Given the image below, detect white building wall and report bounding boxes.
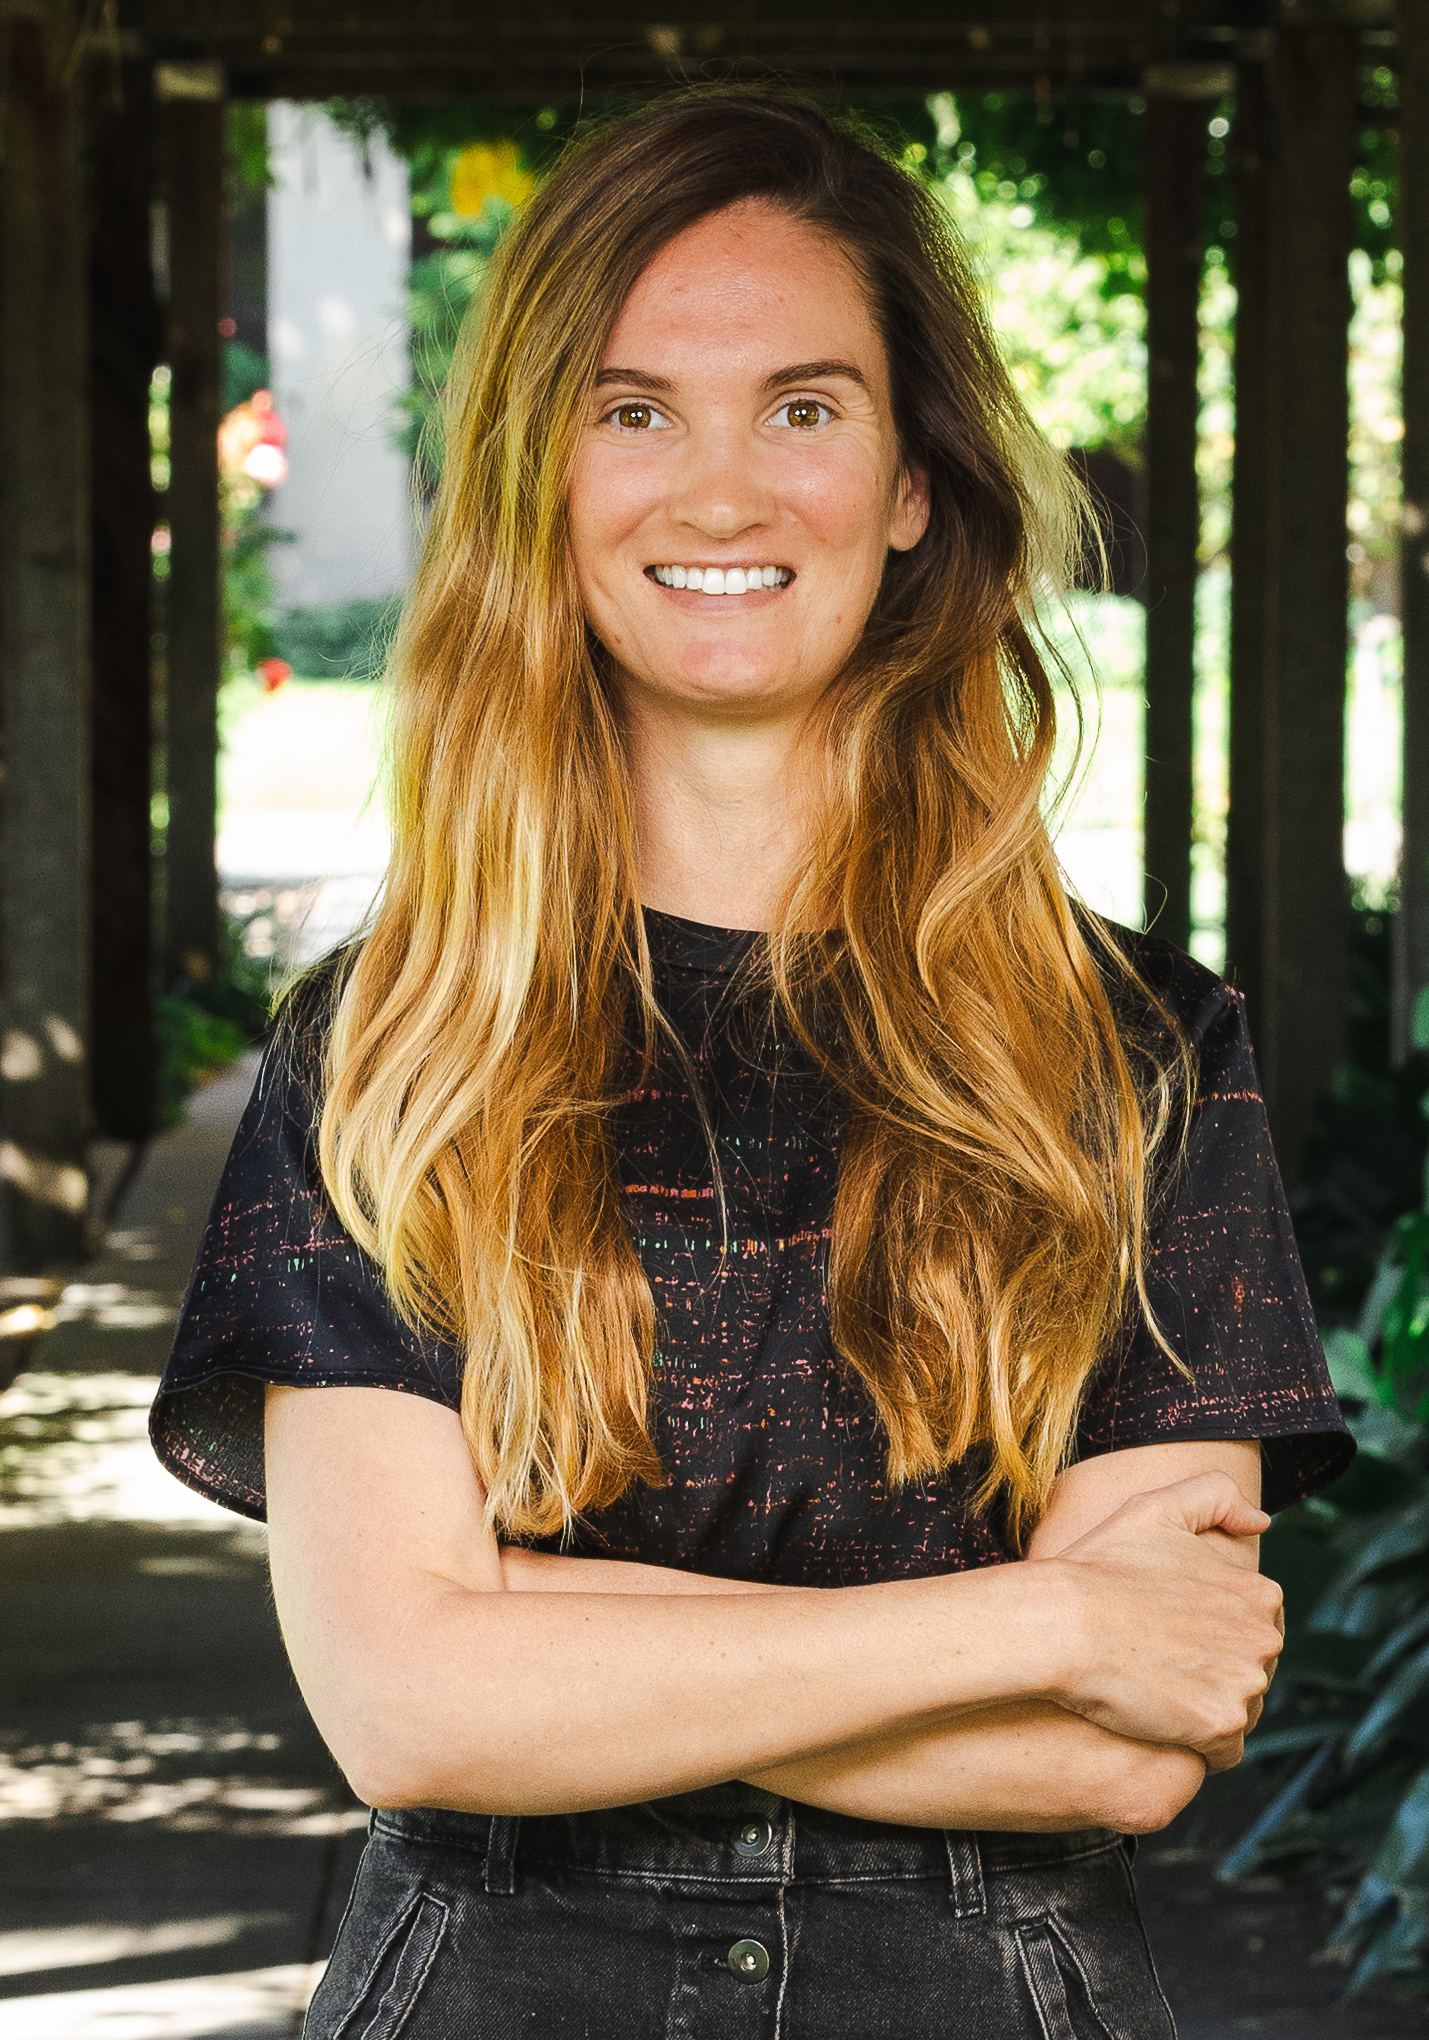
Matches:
[266,104,413,609]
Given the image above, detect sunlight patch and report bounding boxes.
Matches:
[0,1959,324,2039]
[0,1374,256,1532]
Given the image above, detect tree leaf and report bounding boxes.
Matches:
[1325,1326,1386,1405]
[1216,1739,1338,1882]
[1373,1765,1429,1888]
[1345,1643,1429,1766]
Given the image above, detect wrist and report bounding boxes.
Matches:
[995,1556,1087,1710]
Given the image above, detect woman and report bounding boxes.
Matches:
[153,93,1351,2039]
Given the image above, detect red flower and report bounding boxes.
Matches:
[258,657,292,693]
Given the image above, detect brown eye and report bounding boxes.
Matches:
[615,403,653,429]
[775,399,832,430]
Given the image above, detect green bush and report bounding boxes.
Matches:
[1224,981,1429,1994]
[1224,1385,1429,1993]
[158,913,278,1126]
[271,599,398,682]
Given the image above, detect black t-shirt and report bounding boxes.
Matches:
[151,911,1351,1585]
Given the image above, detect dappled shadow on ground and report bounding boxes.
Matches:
[0,1515,364,2037]
[0,1055,365,2039]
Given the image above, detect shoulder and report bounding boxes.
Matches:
[264,943,363,1102]
[1080,913,1241,1061]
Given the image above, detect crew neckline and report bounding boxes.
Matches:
[642,904,761,976]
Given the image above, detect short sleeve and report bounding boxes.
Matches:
[1075,945,1353,1510]
[149,1009,464,1521]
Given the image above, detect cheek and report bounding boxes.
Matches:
[783,446,900,559]
[565,449,610,585]
[567,448,658,580]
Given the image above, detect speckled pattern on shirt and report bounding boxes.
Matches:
[150,911,1351,1584]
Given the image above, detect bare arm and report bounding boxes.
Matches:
[264,1386,1280,1817]
[501,1442,1260,1831]
[741,1442,1262,1829]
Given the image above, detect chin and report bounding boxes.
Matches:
[661,665,811,711]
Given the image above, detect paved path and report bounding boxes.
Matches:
[0,1057,1424,2038]
[0,1060,364,2039]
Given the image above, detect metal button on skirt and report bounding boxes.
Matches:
[303,1784,1178,2040]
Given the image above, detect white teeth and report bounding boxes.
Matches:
[652,565,790,594]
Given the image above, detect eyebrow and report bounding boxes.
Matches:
[594,368,676,392]
[762,359,867,392]
[593,359,868,394]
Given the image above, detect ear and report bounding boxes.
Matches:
[889,463,930,553]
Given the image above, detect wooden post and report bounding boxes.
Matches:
[1260,25,1358,1182]
[0,18,92,1263]
[89,60,162,1141]
[1226,54,1272,1030]
[160,82,225,991]
[1142,92,1206,952]
[1398,0,1429,1057]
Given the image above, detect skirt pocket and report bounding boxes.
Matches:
[323,1889,450,2040]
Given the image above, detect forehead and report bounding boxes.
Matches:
[603,201,887,385]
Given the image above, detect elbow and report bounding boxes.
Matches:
[329,1715,471,1814]
[337,1738,434,1812]
[334,1717,518,1816]
[1095,1747,1206,1837]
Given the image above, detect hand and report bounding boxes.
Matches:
[1041,1471,1282,1771]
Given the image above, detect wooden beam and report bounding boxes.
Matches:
[1397,0,1429,1055]
[130,0,1270,101]
[0,19,92,1263]
[1259,24,1358,1183]
[1142,92,1206,951]
[161,89,225,991]
[133,0,1299,42]
[1225,55,1272,1029]
[89,58,162,1140]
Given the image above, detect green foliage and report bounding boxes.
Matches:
[402,213,507,490]
[223,506,287,677]
[1226,922,1429,1993]
[1225,1387,1429,1995]
[1355,65,1399,282]
[157,998,252,1129]
[930,90,1144,284]
[328,97,580,197]
[224,341,269,413]
[227,103,273,198]
[158,914,276,1127]
[1293,911,1429,1327]
[271,599,398,682]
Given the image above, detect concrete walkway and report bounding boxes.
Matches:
[1,1057,1425,2039]
[0,1057,364,2040]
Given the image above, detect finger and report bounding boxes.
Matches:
[1150,1472,1271,1542]
[1201,1734,1246,1774]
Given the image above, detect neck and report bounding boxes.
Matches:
[622,693,818,932]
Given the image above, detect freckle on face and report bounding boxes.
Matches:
[567,200,927,726]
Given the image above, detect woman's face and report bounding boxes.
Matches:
[568,200,929,728]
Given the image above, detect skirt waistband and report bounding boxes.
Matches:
[372,1784,1125,1902]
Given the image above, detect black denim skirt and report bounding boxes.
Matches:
[303,1784,1177,2039]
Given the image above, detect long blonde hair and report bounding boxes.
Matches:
[317,91,1183,1545]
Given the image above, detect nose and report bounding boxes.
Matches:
[671,419,771,542]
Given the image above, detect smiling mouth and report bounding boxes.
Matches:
[647,564,793,594]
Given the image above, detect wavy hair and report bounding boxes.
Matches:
[317,90,1184,1545]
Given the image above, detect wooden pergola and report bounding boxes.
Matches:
[0,0,1417,1262]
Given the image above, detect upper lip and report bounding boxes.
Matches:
[645,561,792,571]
